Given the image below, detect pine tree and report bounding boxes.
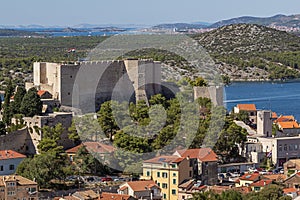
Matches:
[2,80,14,126]
[11,86,26,115]
[20,87,42,117]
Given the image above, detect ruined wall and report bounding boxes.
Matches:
[194,86,224,106]
[0,128,35,155]
[23,112,74,154]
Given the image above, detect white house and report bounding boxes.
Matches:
[0,150,26,175]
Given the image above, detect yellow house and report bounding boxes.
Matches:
[141,155,192,200]
[235,173,260,187]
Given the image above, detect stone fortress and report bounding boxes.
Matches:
[25,59,162,109]
[0,59,223,155]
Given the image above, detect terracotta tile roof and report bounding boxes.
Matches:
[272,112,278,119]
[66,142,115,155]
[73,190,98,199]
[54,196,79,200]
[176,148,218,162]
[237,104,256,111]
[100,192,132,200]
[66,144,84,154]
[37,90,48,97]
[209,186,228,194]
[0,175,37,186]
[144,155,184,164]
[232,186,252,194]
[0,150,26,160]
[119,186,128,191]
[275,115,295,123]
[83,142,115,154]
[277,121,300,129]
[250,179,272,187]
[262,174,287,182]
[239,173,260,181]
[125,180,159,192]
[283,188,298,194]
[178,179,195,189]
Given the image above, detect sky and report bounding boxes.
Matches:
[1,0,300,26]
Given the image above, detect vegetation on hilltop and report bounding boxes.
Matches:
[193,24,300,80]
[0,36,107,89]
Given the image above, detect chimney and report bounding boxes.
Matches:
[264,181,266,186]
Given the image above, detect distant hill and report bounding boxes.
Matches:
[153,23,208,29]
[195,23,300,54]
[210,14,300,28]
[193,24,300,81]
[0,29,45,37]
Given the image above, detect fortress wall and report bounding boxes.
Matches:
[194,86,224,106]
[23,113,74,154]
[0,128,35,155]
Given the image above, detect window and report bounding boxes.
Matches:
[146,171,150,176]
[162,172,168,178]
[289,144,293,151]
[7,191,15,196]
[189,160,193,167]
[172,189,176,195]
[279,145,282,151]
[284,144,287,151]
[8,182,15,187]
[173,179,176,184]
[171,164,177,168]
[173,173,177,177]
[157,182,160,187]
[0,166,3,171]
[162,183,168,189]
[157,172,160,177]
[163,194,167,199]
[295,144,298,150]
[189,171,192,177]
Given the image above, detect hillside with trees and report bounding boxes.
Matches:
[193,24,300,81]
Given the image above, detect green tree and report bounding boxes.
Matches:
[2,79,14,125]
[68,120,81,145]
[11,86,26,114]
[73,146,109,175]
[97,101,119,140]
[0,121,6,135]
[20,87,42,117]
[16,151,72,188]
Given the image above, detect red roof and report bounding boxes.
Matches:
[124,180,159,192]
[65,142,115,154]
[283,188,298,194]
[277,121,300,129]
[119,186,128,191]
[275,115,295,123]
[237,104,256,111]
[250,179,272,187]
[0,150,26,160]
[37,90,48,97]
[100,192,132,200]
[239,173,260,181]
[176,148,218,162]
[66,144,84,154]
[83,142,115,154]
[272,112,278,119]
[144,155,184,164]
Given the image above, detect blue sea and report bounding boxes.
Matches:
[15,28,134,37]
[225,81,300,121]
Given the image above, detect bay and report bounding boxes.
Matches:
[225,81,300,121]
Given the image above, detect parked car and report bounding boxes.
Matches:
[101,177,113,182]
[260,170,268,175]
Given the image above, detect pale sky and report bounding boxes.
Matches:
[0,0,299,26]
